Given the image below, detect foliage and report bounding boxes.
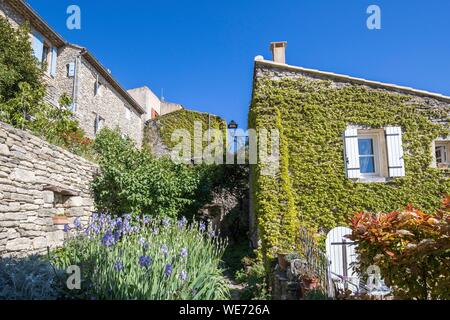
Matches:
[235,257,270,300]
[348,197,450,300]
[0,16,93,159]
[92,128,199,218]
[249,72,450,263]
[0,17,43,114]
[0,255,64,300]
[50,213,230,300]
[146,109,227,155]
[222,242,253,275]
[303,288,329,300]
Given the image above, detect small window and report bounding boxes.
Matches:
[67,63,76,77]
[357,132,384,177]
[358,138,376,174]
[344,127,399,181]
[434,140,450,169]
[94,114,105,135]
[94,81,103,96]
[42,43,50,70]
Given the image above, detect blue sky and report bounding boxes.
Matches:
[28,0,450,129]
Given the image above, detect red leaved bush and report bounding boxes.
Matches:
[348,196,450,300]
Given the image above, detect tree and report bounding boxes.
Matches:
[0,16,45,127]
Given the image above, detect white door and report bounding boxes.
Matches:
[326,227,359,293]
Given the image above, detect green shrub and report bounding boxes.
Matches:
[235,257,270,300]
[92,128,199,218]
[0,255,64,300]
[51,213,230,300]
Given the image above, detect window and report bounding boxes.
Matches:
[41,43,51,71]
[434,140,450,169]
[344,126,405,181]
[358,138,376,174]
[94,81,103,96]
[67,63,76,77]
[94,114,105,135]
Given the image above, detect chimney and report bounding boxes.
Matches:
[270,41,287,64]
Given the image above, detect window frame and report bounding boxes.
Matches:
[433,139,450,169]
[357,133,382,178]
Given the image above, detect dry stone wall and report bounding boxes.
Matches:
[0,121,98,257]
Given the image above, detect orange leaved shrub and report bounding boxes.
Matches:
[348,196,450,300]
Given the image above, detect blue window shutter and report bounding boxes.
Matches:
[32,31,44,62]
[50,47,58,76]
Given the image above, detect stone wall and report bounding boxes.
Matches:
[0,121,98,257]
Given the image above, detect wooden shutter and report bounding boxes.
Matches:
[50,47,58,76]
[32,31,44,62]
[344,127,360,179]
[67,62,76,77]
[385,126,405,177]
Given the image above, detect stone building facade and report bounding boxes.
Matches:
[0,0,146,147]
[0,121,97,257]
[128,86,184,122]
[249,42,450,247]
[56,44,145,147]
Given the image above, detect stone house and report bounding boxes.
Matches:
[0,0,146,147]
[249,42,449,249]
[128,86,184,123]
[56,44,145,147]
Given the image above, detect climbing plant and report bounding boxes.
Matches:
[249,71,450,260]
[144,109,227,157]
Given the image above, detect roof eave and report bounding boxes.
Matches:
[7,0,66,47]
[254,59,450,103]
[79,48,146,115]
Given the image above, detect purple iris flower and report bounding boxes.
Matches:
[114,260,123,271]
[101,231,115,247]
[180,248,188,258]
[63,224,70,233]
[178,217,187,229]
[113,230,122,242]
[116,217,123,229]
[73,217,81,230]
[139,255,152,268]
[153,228,159,235]
[143,216,152,224]
[199,222,206,232]
[164,264,173,276]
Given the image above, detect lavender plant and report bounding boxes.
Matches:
[51,213,229,300]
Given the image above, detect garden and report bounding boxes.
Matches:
[0,14,449,301]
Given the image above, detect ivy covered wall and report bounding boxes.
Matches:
[249,63,450,255]
[143,109,227,157]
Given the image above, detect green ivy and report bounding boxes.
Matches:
[145,109,227,155]
[249,75,450,257]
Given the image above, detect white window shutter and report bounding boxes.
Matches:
[67,62,76,77]
[32,31,44,62]
[50,47,58,76]
[344,127,360,179]
[385,126,405,177]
